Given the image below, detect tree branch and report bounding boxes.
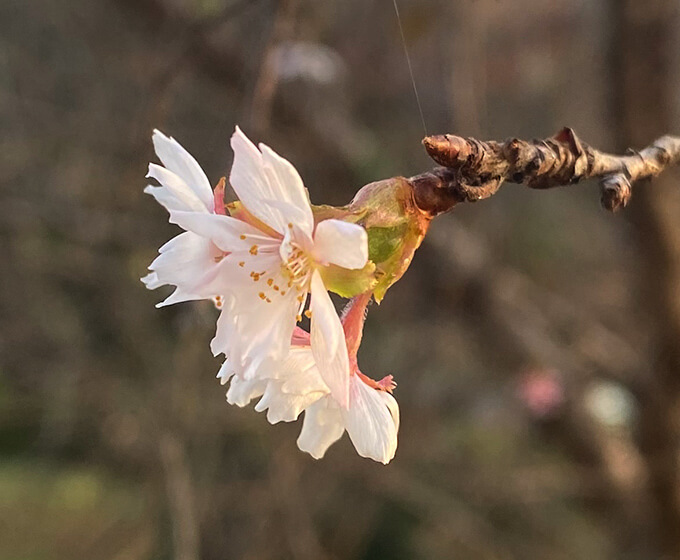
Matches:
[410,128,680,216]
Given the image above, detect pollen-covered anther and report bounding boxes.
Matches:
[249,245,259,255]
[281,243,312,291]
[304,310,312,319]
[296,314,302,322]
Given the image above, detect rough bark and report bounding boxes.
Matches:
[411,129,680,216]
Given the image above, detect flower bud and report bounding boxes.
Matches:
[347,177,431,301]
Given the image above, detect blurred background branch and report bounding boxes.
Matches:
[2,0,680,559]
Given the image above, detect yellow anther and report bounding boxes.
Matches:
[296,314,302,322]
[240,235,246,240]
[259,292,266,300]
[297,295,305,303]
[280,291,286,296]
[273,285,279,291]
[267,278,273,286]
[304,310,312,319]
[238,261,245,267]
[249,245,258,255]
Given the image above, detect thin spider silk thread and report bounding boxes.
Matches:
[391,0,428,136]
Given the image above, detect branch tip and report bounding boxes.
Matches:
[415,129,680,214]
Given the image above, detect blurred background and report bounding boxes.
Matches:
[3,0,680,558]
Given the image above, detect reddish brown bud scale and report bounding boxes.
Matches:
[422,134,470,168]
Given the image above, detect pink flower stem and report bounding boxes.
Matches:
[341,291,372,368]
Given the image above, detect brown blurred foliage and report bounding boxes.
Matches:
[2,0,680,559]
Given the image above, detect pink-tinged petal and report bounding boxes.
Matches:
[213,177,227,215]
[310,271,350,408]
[260,200,313,241]
[145,164,209,213]
[296,399,345,459]
[168,211,277,253]
[291,327,311,346]
[342,376,399,464]
[312,219,368,270]
[152,130,214,210]
[229,126,313,236]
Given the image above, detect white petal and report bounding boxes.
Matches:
[229,126,313,236]
[309,271,350,408]
[209,267,299,375]
[216,360,235,386]
[255,381,325,424]
[226,376,267,407]
[312,219,368,270]
[146,232,214,285]
[155,288,204,308]
[279,348,330,395]
[259,143,314,235]
[141,272,161,289]
[144,232,220,305]
[211,302,239,359]
[296,398,345,459]
[343,377,399,464]
[152,130,214,211]
[253,347,330,423]
[146,164,209,213]
[168,210,277,253]
[144,185,194,214]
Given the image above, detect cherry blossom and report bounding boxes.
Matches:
[143,128,370,407]
[218,296,400,464]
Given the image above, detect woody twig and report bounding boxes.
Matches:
[410,128,680,216]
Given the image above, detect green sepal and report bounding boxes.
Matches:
[349,177,431,302]
[310,204,365,224]
[319,260,378,299]
[367,224,408,264]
